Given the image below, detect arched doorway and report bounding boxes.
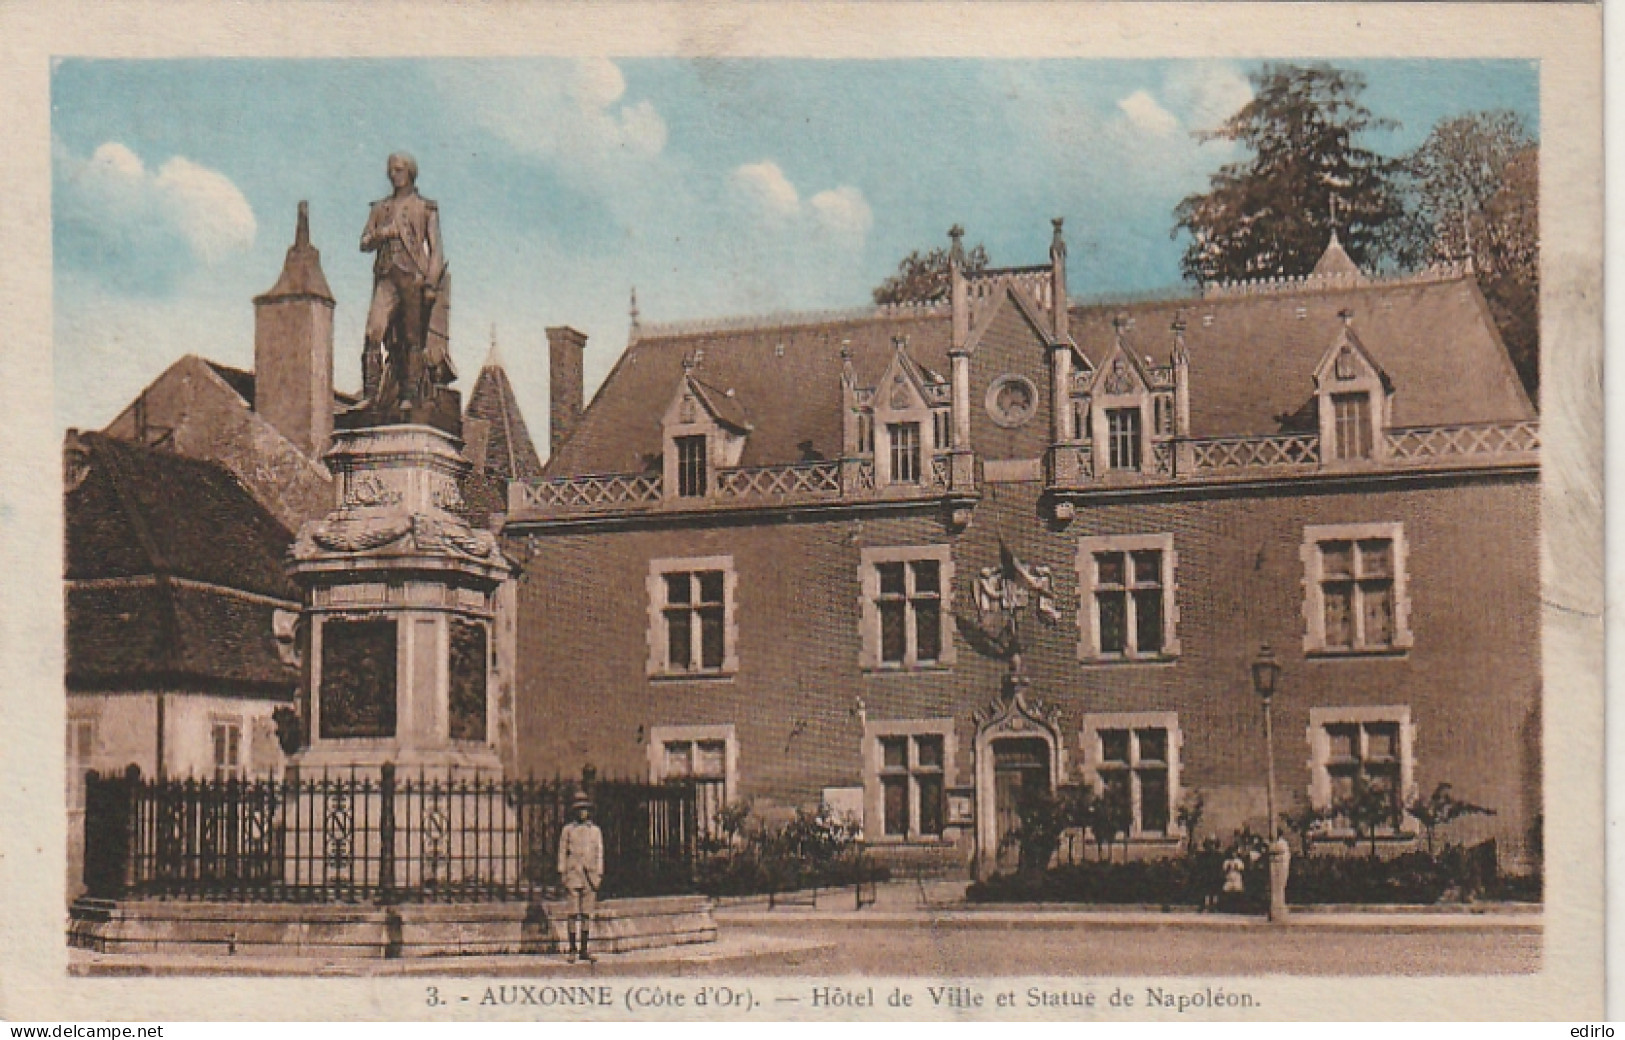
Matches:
[972,679,1065,878]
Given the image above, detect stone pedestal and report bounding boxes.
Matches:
[288,423,516,776]
[1267,837,1292,922]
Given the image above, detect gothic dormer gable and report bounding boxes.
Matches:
[1087,339,1156,401]
[1313,321,1392,396]
[963,278,1057,356]
[874,338,935,419]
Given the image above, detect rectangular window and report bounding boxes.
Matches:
[1090,546,1167,658]
[649,725,737,843]
[676,435,708,497]
[1314,536,1398,651]
[1332,393,1374,460]
[212,719,243,779]
[657,568,730,673]
[933,410,953,450]
[873,730,948,839]
[1083,714,1179,839]
[862,548,952,669]
[888,422,921,483]
[1107,408,1142,470]
[1310,708,1412,834]
[857,412,875,455]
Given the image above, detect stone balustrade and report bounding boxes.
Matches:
[510,454,966,520]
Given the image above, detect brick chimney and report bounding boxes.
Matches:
[547,326,588,456]
[253,202,335,458]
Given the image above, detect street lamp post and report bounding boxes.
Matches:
[1251,643,1290,922]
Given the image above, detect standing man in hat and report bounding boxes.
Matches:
[557,790,604,963]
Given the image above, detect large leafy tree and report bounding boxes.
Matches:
[1173,63,1404,283]
[873,239,991,305]
[1388,111,1539,396]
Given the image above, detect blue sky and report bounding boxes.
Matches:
[51,58,1538,439]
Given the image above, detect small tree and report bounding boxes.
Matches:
[1175,789,1206,854]
[1333,776,1404,858]
[1280,801,1328,857]
[872,241,991,305]
[1406,783,1494,856]
[1003,789,1072,873]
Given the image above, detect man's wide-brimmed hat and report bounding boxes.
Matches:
[570,790,593,811]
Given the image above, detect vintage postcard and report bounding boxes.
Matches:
[0,0,1604,1022]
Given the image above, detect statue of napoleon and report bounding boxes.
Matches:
[359,152,455,420]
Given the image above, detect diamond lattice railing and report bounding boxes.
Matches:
[1385,421,1540,461]
[716,462,842,499]
[1190,434,1322,472]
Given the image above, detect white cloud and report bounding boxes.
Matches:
[1118,90,1180,137]
[728,160,871,245]
[731,160,801,220]
[436,60,668,181]
[1163,62,1254,135]
[62,142,256,266]
[809,186,873,241]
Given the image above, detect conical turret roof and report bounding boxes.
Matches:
[465,341,544,481]
[258,201,334,302]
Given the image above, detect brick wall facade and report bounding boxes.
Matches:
[507,469,1540,868]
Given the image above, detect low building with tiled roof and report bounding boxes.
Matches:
[505,222,1541,878]
[64,430,305,892]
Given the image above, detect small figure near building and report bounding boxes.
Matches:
[557,790,604,963]
[1219,847,1247,913]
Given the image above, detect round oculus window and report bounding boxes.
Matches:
[985,374,1039,428]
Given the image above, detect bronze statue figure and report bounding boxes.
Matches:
[360,152,453,417]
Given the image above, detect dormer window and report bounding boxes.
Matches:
[889,422,922,483]
[1314,314,1390,467]
[661,373,750,502]
[1331,393,1374,460]
[676,435,708,497]
[1106,408,1142,470]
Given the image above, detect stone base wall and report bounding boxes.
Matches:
[69,895,716,959]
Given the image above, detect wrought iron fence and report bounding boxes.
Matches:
[82,766,702,903]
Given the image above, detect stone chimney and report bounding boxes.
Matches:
[547,326,588,456]
[253,202,335,458]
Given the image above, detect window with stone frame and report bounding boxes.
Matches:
[859,546,956,670]
[888,421,922,484]
[1308,706,1415,836]
[212,717,243,779]
[1076,534,1179,661]
[1081,712,1181,839]
[1106,407,1142,470]
[648,556,738,677]
[933,409,953,450]
[865,723,952,841]
[1331,392,1374,460]
[675,435,708,497]
[1301,523,1412,654]
[650,725,736,841]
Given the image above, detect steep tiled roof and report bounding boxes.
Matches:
[64,432,299,693]
[547,271,1531,477]
[204,361,361,409]
[1073,273,1534,437]
[548,309,952,476]
[464,348,545,481]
